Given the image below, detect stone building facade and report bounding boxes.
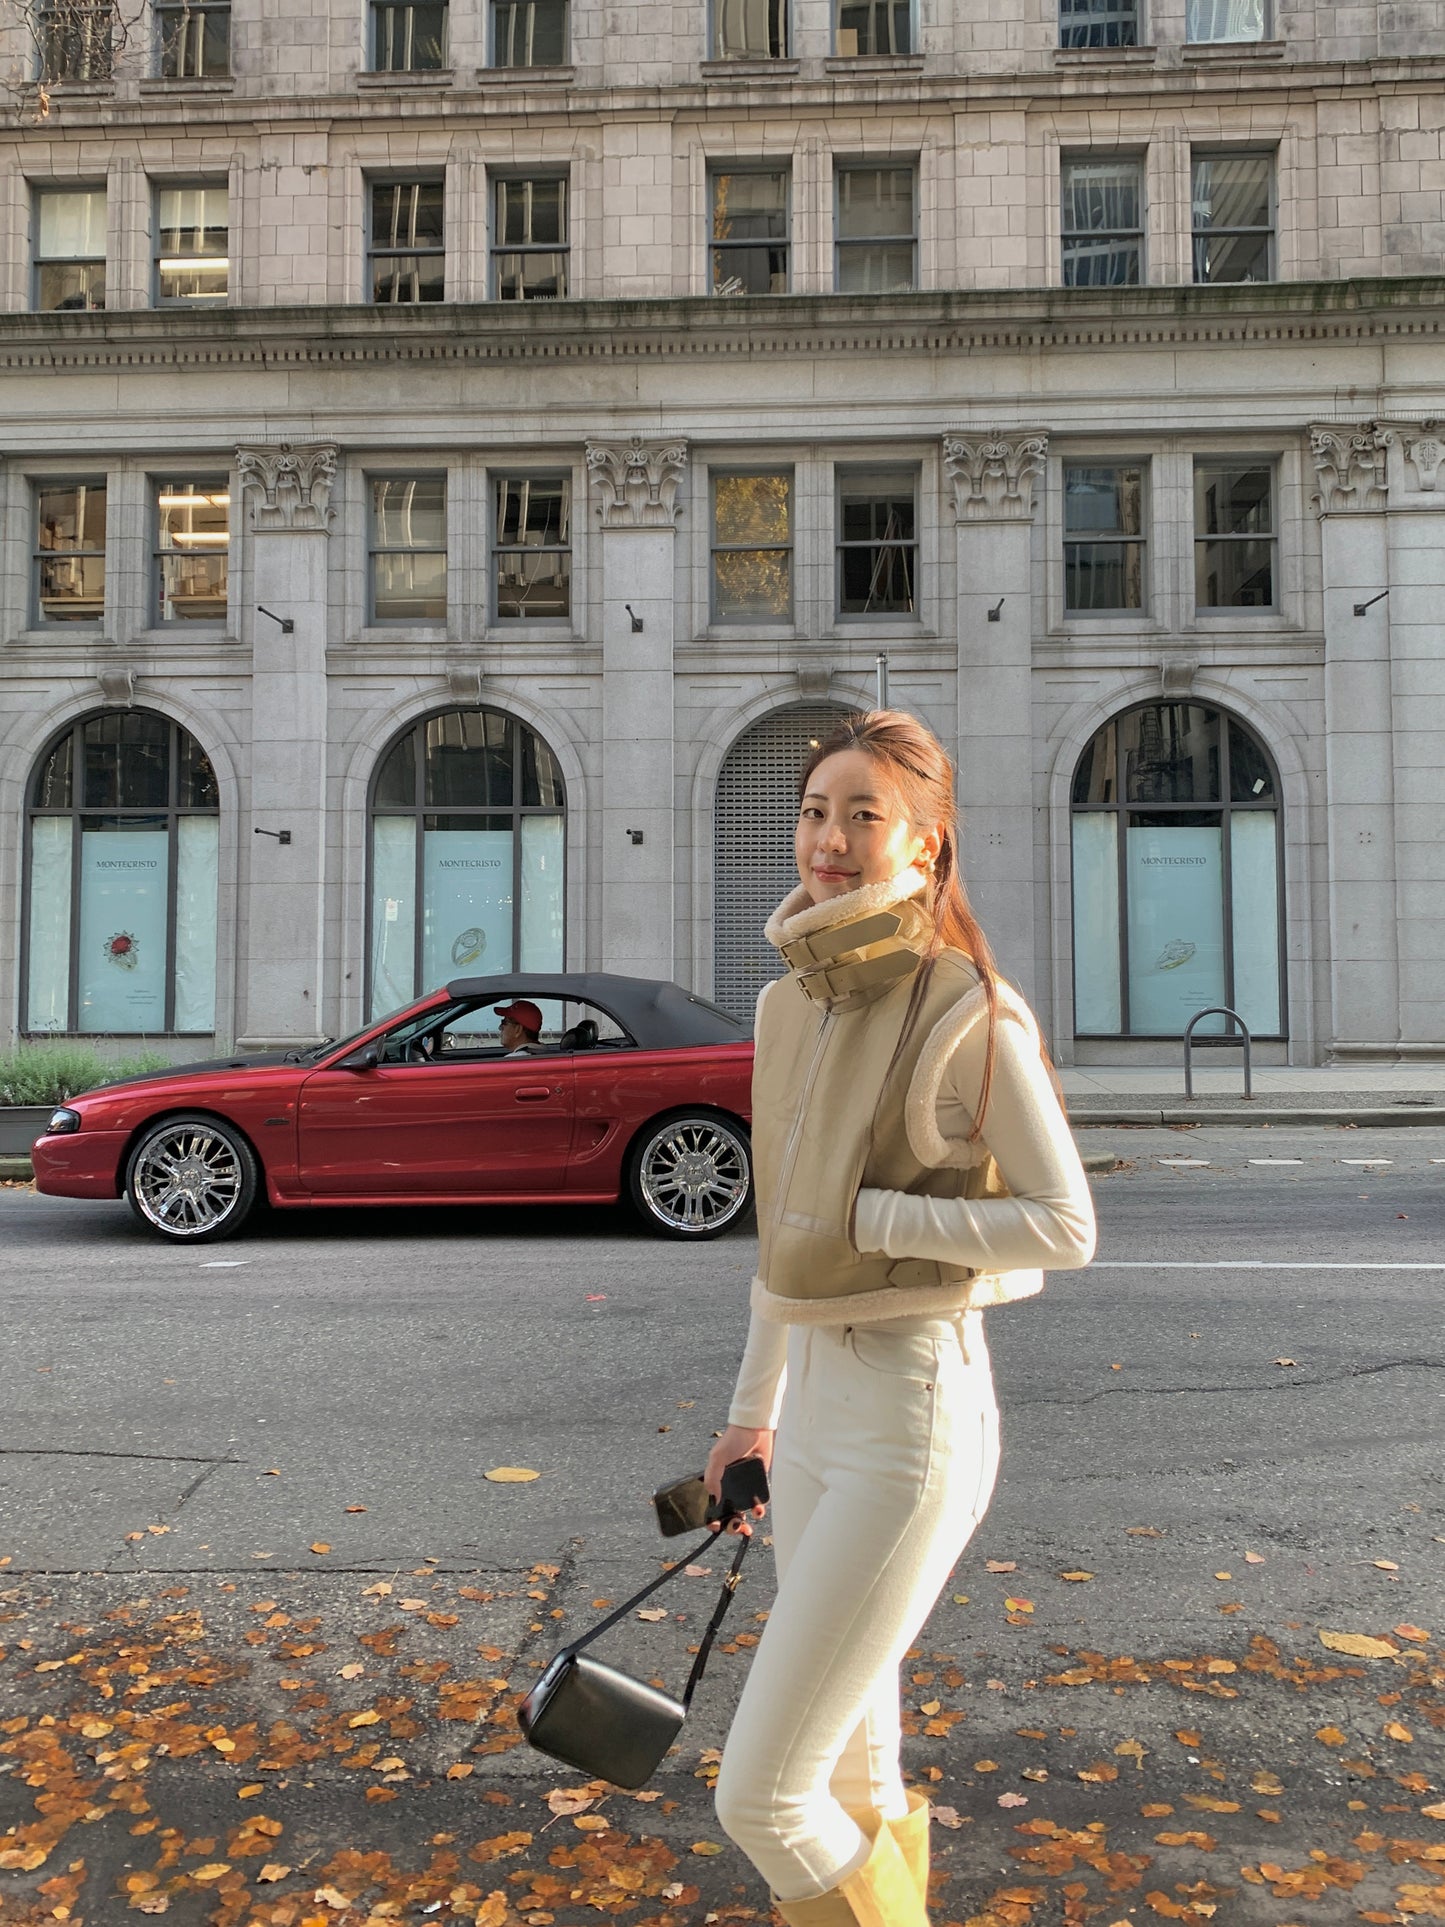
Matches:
[0,0,1441,1061]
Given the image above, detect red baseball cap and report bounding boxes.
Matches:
[494,999,543,1035]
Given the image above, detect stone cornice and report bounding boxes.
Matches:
[1,280,1443,378]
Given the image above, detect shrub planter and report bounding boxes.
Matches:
[0,1106,57,1155]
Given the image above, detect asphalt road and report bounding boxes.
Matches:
[1,1126,1442,1926]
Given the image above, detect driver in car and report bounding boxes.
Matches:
[496,999,544,1056]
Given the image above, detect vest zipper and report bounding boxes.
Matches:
[771,1007,834,1230]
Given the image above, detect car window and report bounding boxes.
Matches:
[385,997,635,1062]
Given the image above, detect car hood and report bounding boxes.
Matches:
[76,1051,299,1098]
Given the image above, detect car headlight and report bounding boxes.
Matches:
[47,1107,81,1136]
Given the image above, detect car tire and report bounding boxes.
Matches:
[627,1110,753,1240]
[124,1113,260,1244]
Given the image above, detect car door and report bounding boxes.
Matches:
[294,1055,576,1197]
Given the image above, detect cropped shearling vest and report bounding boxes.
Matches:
[750,871,1046,1326]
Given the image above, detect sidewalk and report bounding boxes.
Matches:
[1062,1060,1445,1128]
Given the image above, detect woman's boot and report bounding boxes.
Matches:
[843,1793,931,1917]
[772,1816,928,1927]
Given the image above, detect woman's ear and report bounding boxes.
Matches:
[916,822,945,872]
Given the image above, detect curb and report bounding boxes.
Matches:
[0,1157,33,1181]
[1080,1151,1121,1174]
[1071,1106,1445,1130]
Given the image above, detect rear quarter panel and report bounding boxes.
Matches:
[568,1040,754,1192]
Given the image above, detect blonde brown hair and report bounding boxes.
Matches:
[798,709,1004,1133]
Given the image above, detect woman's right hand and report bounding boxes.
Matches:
[704,1426,774,1538]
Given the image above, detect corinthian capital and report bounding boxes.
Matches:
[1402,422,1444,493]
[236,442,339,532]
[943,432,1048,522]
[1308,422,1391,514]
[585,436,688,528]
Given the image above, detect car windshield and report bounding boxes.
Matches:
[285,999,427,1064]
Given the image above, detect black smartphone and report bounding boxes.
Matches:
[652,1458,770,1537]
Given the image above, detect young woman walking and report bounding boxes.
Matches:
[705,710,1096,1927]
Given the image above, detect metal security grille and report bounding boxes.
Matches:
[713,702,850,1020]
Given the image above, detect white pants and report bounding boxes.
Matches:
[715,1311,1001,1903]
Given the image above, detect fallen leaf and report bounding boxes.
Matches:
[191,1864,231,1882]
[237,1784,264,1799]
[637,1608,668,1623]
[1214,1572,1233,1581]
[574,1815,610,1832]
[1394,1623,1430,1642]
[1021,1767,1049,1782]
[974,1760,999,1773]
[998,1792,1029,1808]
[362,1581,392,1597]
[345,1505,367,1514]
[339,1662,365,1679]
[1320,1630,1400,1659]
[1244,1551,1266,1564]
[446,1763,474,1781]
[985,1561,1017,1573]
[1004,1598,1034,1614]
[1127,1526,1165,1537]
[546,1790,596,1817]
[1273,1357,1298,1367]
[1142,1803,1175,1818]
[920,1700,941,1716]
[349,1710,382,1728]
[1421,1801,1445,1820]
[1315,1726,1348,1746]
[484,1467,540,1483]
[1116,1740,1148,1764]
[931,1806,966,1830]
[951,1594,970,1605]
[1384,1722,1414,1743]
[1373,1560,1400,1572]
[310,1543,331,1555]
[1059,1571,1094,1582]
[258,1864,290,1883]
[690,1841,724,1855]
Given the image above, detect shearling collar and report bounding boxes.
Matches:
[765,869,934,1012]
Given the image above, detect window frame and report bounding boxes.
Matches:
[833,465,919,620]
[153,179,229,307]
[1069,700,1287,1041]
[1062,460,1149,616]
[32,184,107,312]
[491,472,573,623]
[155,0,232,78]
[36,1,114,83]
[1192,459,1277,614]
[834,0,913,56]
[489,0,569,66]
[833,159,918,294]
[710,0,789,59]
[710,467,795,625]
[367,472,449,627]
[1060,154,1145,288]
[708,163,791,297]
[20,710,221,1038]
[33,477,107,628]
[489,171,570,301]
[1190,149,1275,285]
[1058,0,1139,47]
[369,0,450,72]
[367,175,447,304]
[152,477,230,627]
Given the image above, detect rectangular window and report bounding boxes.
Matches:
[35,482,106,624]
[836,470,917,616]
[1194,462,1274,609]
[491,0,567,64]
[494,476,571,619]
[37,2,113,81]
[835,163,916,293]
[156,1,230,76]
[492,176,568,299]
[369,180,445,302]
[1061,157,1143,286]
[370,476,447,622]
[1059,0,1137,46]
[835,0,910,54]
[1186,0,1265,39]
[710,169,789,296]
[713,0,788,58]
[712,472,792,621]
[1192,152,1273,283]
[371,0,448,70]
[34,187,106,311]
[155,480,229,624]
[1064,464,1146,612]
[155,183,228,303]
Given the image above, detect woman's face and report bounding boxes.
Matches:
[795,748,942,905]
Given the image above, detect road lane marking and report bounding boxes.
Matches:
[1093,1261,1445,1271]
[1249,1158,1303,1165]
[1158,1157,1211,1165]
[1342,1159,1393,1165]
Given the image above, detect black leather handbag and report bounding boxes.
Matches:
[517,1531,751,1790]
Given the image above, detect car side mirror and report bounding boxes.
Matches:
[338,1043,381,1071]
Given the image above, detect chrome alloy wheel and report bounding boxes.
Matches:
[636,1116,752,1236]
[131,1125,244,1237]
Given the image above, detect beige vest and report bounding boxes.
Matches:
[751,874,1045,1326]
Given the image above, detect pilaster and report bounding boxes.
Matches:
[942,430,1046,1001]
[586,434,687,980]
[234,441,338,1046]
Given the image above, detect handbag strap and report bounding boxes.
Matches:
[564,1530,752,1700]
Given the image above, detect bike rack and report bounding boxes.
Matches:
[1183,1007,1253,1101]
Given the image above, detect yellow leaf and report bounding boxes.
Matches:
[237,1784,264,1799]
[446,1764,474,1781]
[1021,1767,1049,1782]
[1314,1726,1348,1746]
[1141,1803,1174,1818]
[1214,1572,1232,1581]
[1183,1795,1240,1813]
[1003,1598,1034,1614]
[985,1560,1017,1573]
[1384,1722,1414,1743]
[951,1594,970,1605]
[362,1581,392,1597]
[1244,1551,1266,1564]
[1059,1571,1094,1582]
[191,1865,231,1882]
[339,1663,364,1679]
[1373,1559,1400,1571]
[637,1608,668,1623]
[546,1790,595,1817]
[920,1700,941,1716]
[310,1543,331,1555]
[1420,1801,1445,1820]
[973,1760,1000,1773]
[484,1467,540,1483]
[1319,1630,1400,1659]
[574,1815,609,1832]
[258,1865,290,1883]
[1115,1741,1148,1764]
[349,1710,382,1728]
[345,1505,367,1514]
[690,1841,724,1855]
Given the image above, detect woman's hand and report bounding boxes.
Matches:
[704,1426,774,1538]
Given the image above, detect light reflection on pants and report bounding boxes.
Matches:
[715,1311,1002,1902]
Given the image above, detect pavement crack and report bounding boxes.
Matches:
[174,1458,228,1510]
[1018,1358,1445,1408]
[0,1446,239,1464]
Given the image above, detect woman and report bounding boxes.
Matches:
[705,710,1096,1927]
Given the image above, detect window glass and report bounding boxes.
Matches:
[1229,811,1281,1033]
[714,0,788,58]
[372,0,448,67]
[422,815,515,984]
[1125,816,1227,1033]
[174,815,219,1032]
[370,181,445,303]
[1064,463,1145,611]
[82,711,170,810]
[370,815,417,1011]
[1194,463,1275,609]
[26,818,72,1034]
[492,0,566,63]
[711,170,789,295]
[1070,813,1120,1033]
[36,188,106,311]
[156,184,228,303]
[1119,703,1220,805]
[1061,158,1142,286]
[837,472,916,614]
[374,730,418,810]
[156,480,229,622]
[424,710,512,808]
[77,816,174,1030]
[157,2,230,77]
[36,482,106,623]
[494,475,571,619]
[1186,0,1265,38]
[836,0,910,54]
[493,177,568,299]
[712,474,793,619]
[38,1,113,81]
[520,814,565,968]
[371,476,447,621]
[1192,153,1272,283]
[1229,718,1275,802]
[1059,0,1137,46]
[835,165,915,293]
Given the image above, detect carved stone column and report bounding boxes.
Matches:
[942,431,1047,999]
[1309,421,1400,1054]
[585,436,687,979]
[235,442,338,1047]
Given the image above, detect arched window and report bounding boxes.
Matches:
[24,710,220,1035]
[713,700,851,1020]
[1070,701,1284,1038]
[368,708,565,1019]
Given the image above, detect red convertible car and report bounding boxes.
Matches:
[32,974,755,1245]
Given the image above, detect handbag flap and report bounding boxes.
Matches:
[520,1653,685,1791]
